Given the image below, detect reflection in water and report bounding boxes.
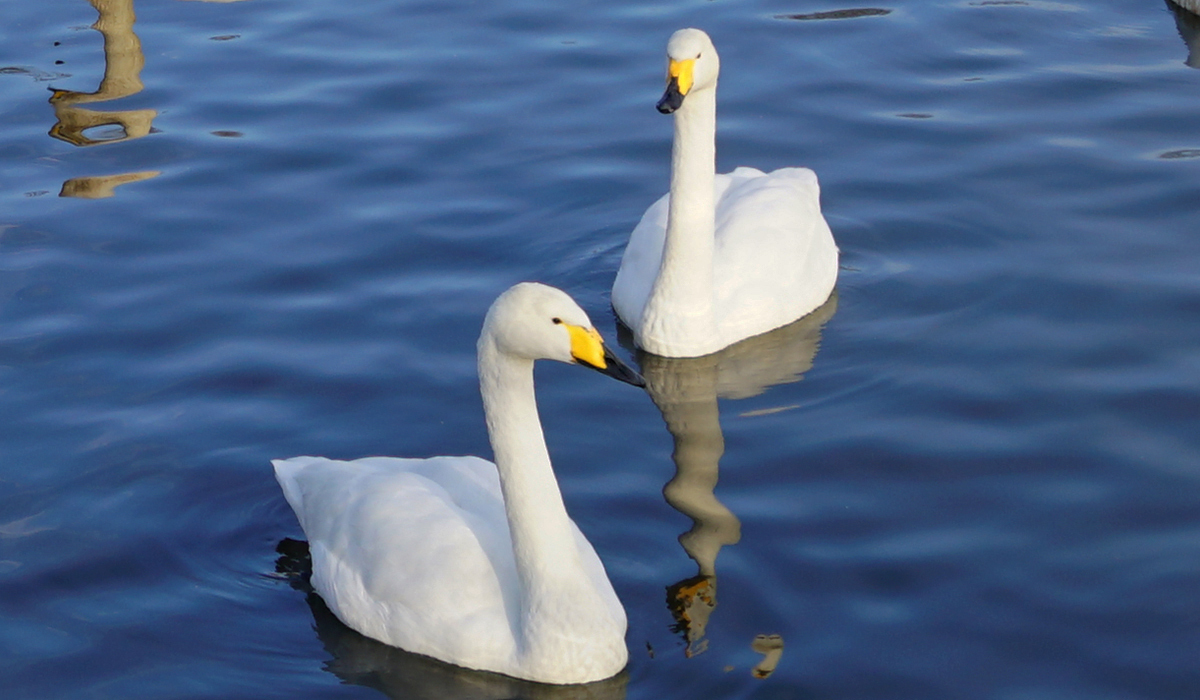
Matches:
[49,0,156,147]
[750,634,784,679]
[274,540,629,700]
[633,294,837,659]
[1167,0,1200,68]
[51,0,160,198]
[59,171,161,199]
[775,8,891,21]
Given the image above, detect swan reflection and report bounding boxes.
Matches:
[632,294,836,659]
[274,539,628,700]
[1167,0,1200,69]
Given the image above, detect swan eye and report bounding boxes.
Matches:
[552,317,563,325]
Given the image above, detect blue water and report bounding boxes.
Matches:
[2,0,1199,698]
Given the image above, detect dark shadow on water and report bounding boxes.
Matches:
[775,8,891,21]
[1166,0,1200,69]
[273,539,629,700]
[618,293,837,661]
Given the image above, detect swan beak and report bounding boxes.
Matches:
[657,58,694,114]
[567,325,646,387]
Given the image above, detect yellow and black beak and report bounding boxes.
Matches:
[657,58,695,114]
[565,324,645,387]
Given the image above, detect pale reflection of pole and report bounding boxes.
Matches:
[59,171,161,199]
[50,0,161,199]
[49,0,156,147]
[1167,0,1200,69]
[750,634,784,679]
[634,293,837,661]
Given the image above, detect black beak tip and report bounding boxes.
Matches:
[657,79,684,114]
[656,92,682,114]
[622,366,647,388]
[590,346,646,388]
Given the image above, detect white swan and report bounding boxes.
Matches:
[274,283,644,685]
[612,28,839,358]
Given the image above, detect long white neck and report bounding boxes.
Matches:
[641,85,720,356]
[478,336,615,668]
[479,338,581,594]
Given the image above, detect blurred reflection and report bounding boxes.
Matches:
[748,633,787,677]
[633,294,837,658]
[1167,0,1200,69]
[49,0,157,148]
[274,540,628,700]
[59,170,160,198]
[750,634,784,679]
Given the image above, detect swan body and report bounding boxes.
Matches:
[274,283,643,685]
[612,28,838,358]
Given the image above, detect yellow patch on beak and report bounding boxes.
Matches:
[566,324,606,369]
[668,58,695,96]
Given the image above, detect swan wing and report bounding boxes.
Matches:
[569,521,628,627]
[273,455,520,670]
[612,167,837,342]
[612,191,669,328]
[712,166,838,341]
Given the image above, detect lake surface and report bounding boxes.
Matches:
[2,0,1198,698]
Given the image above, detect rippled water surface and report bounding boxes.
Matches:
[2,0,1199,698]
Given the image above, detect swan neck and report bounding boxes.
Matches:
[665,86,717,275]
[640,86,719,355]
[477,339,587,602]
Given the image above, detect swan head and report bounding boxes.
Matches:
[657,28,720,114]
[482,283,645,387]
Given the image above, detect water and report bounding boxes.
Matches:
[1,0,1198,698]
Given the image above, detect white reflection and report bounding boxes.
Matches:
[632,294,837,658]
[1166,0,1200,68]
[274,540,628,700]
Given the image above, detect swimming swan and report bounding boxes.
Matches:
[612,28,839,358]
[274,283,644,685]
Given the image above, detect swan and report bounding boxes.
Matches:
[612,28,839,358]
[273,282,644,685]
